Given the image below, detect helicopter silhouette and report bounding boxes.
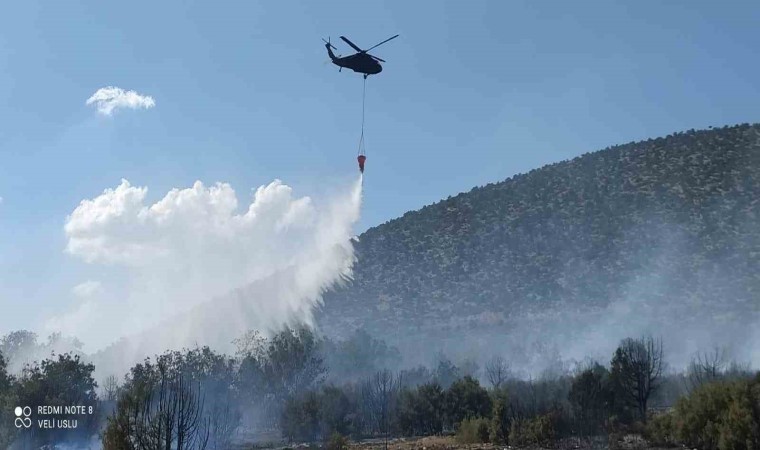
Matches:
[324,34,399,79]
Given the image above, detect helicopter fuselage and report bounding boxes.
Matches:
[330,52,382,75]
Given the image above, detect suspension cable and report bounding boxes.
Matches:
[358,76,366,155]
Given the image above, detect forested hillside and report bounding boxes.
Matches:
[318,124,760,366]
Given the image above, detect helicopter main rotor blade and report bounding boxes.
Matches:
[369,54,385,63]
[366,34,399,51]
[340,36,364,53]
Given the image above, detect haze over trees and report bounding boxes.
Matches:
[0,326,757,449]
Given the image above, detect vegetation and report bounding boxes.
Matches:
[0,327,758,449]
[397,382,445,436]
[102,346,239,449]
[273,334,758,449]
[0,352,16,448]
[645,374,760,450]
[0,351,98,449]
[509,413,557,447]
[456,417,490,444]
[569,363,613,435]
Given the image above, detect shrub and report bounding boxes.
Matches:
[319,385,353,437]
[669,377,760,450]
[325,432,349,450]
[489,390,510,444]
[672,379,732,449]
[456,417,490,444]
[509,413,557,447]
[281,391,321,442]
[644,412,674,447]
[715,382,760,450]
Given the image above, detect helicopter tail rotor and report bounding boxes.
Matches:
[322,37,337,50]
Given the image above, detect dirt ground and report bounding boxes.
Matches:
[347,435,675,450]
[234,433,677,450]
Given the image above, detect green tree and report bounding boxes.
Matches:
[281,391,321,442]
[397,382,445,436]
[280,384,357,442]
[0,352,17,449]
[16,353,99,448]
[0,330,39,369]
[433,356,460,389]
[237,327,326,429]
[489,389,510,444]
[320,385,354,437]
[322,329,401,382]
[445,376,491,427]
[569,363,612,435]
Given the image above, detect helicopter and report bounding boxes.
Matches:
[323,34,399,79]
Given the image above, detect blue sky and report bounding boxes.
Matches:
[1,0,759,337]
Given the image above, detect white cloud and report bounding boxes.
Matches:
[86,86,155,115]
[52,177,363,357]
[71,280,103,298]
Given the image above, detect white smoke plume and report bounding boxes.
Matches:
[46,177,362,371]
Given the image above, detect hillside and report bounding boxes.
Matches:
[317,124,760,367]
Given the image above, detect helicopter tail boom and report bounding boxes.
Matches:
[322,37,339,61]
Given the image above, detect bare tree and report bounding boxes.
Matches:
[232,330,266,360]
[687,347,727,390]
[207,394,238,450]
[102,375,121,402]
[175,376,210,450]
[611,336,664,422]
[485,356,510,389]
[109,371,210,450]
[360,369,400,447]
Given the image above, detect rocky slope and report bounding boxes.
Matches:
[317,124,760,368]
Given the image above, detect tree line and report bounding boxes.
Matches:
[0,329,757,449]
